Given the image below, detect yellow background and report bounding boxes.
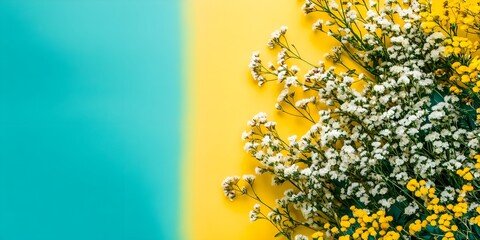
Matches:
[183,1,338,239]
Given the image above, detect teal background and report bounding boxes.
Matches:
[0,1,181,239]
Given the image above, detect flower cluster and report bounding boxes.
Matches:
[223,0,480,239]
[312,207,403,240]
[403,178,480,239]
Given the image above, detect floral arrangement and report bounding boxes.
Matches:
[222,0,480,239]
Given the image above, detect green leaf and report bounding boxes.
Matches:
[473,224,480,236]
[418,233,433,240]
[469,232,477,239]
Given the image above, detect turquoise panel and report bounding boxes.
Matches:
[0,1,181,239]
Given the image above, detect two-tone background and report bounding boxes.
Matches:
[0,0,329,239]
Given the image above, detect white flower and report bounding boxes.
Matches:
[301,168,312,176]
[284,164,299,176]
[222,176,240,201]
[294,234,308,240]
[265,121,277,128]
[291,65,300,74]
[346,10,357,21]
[242,174,256,184]
[373,84,385,93]
[261,135,271,146]
[405,202,419,215]
[313,19,324,31]
[267,26,288,48]
[254,151,264,159]
[249,210,258,222]
[288,135,297,146]
[285,76,298,87]
[275,89,289,103]
[329,0,338,10]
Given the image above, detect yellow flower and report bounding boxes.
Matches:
[340,220,351,228]
[445,232,455,237]
[457,167,474,180]
[462,185,473,192]
[457,66,472,74]
[463,172,474,181]
[407,179,419,192]
[312,232,324,238]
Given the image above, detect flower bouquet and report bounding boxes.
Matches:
[222,0,480,239]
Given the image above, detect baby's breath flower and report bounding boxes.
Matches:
[242,174,256,185]
[294,234,309,240]
[222,176,240,201]
[313,19,323,31]
[267,26,288,48]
